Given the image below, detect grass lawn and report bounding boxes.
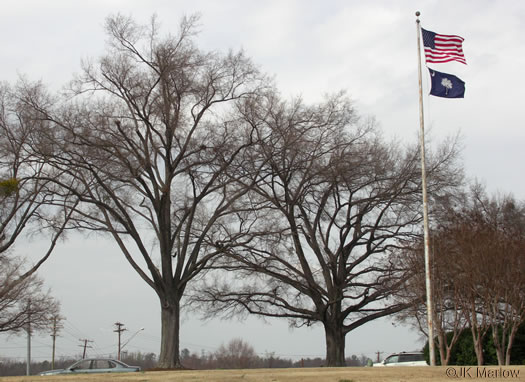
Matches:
[1,366,524,382]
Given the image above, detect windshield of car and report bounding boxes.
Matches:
[385,353,425,363]
[384,355,399,364]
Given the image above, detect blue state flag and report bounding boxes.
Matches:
[428,68,465,98]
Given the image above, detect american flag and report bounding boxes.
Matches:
[421,28,466,64]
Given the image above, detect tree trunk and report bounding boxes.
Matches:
[436,329,446,366]
[468,307,485,366]
[472,337,484,366]
[505,324,519,366]
[324,322,346,367]
[494,342,505,366]
[491,324,506,366]
[157,298,182,369]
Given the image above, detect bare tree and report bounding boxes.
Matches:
[197,92,462,366]
[214,338,257,369]
[0,82,72,264]
[397,225,468,366]
[0,83,69,335]
[461,190,525,366]
[399,186,525,366]
[18,14,265,368]
[0,255,60,333]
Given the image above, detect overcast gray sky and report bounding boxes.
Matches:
[1,0,524,365]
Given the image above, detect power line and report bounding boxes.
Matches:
[63,319,89,340]
[0,345,49,350]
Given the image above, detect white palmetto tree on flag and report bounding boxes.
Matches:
[441,78,453,95]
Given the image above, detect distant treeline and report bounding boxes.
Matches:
[179,338,370,369]
[0,357,76,377]
[0,352,158,377]
[180,350,369,370]
[0,339,372,376]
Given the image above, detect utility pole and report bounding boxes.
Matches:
[50,315,63,369]
[78,339,93,359]
[51,318,57,369]
[114,322,126,360]
[375,351,384,363]
[26,317,31,375]
[26,300,31,376]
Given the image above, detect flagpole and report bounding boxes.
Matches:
[415,10,436,367]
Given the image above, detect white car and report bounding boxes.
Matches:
[374,352,428,367]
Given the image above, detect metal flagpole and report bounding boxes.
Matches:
[415,10,436,366]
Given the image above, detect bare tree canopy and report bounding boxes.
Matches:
[196,92,463,366]
[17,14,266,368]
[0,83,70,337]
[214,338,257,369]
[398,184,525,366]
[0,83,72,262]
[0,255,60,334]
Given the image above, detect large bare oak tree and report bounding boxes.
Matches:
[197,93,463,366]
[19,15,265,368]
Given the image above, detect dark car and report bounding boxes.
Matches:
[39,358,140,375]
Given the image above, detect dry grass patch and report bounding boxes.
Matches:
[1,366,524,382]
